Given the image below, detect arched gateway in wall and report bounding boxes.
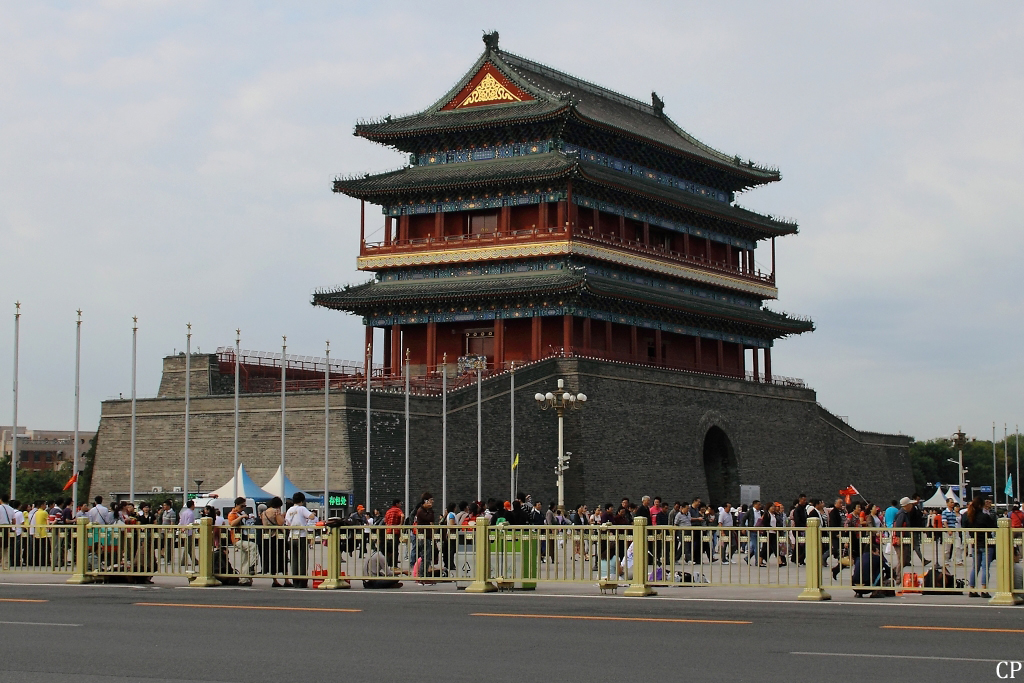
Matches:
[702,426,740,508]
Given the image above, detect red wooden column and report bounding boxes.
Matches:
[695,336,702,369]
[360,200,366,250]
[426,322,437,374]
[364,325,373,378]
[642,222,650,246]
[384,216,393,246]
[592,207,600,232]
[683,233,690,257]
[764,347,772,382]
[556,201,565,231]
[390,324,401,377]
[705,237,712,262]
[500,206,510,236]
[717,340,724,373]
[538,201,548,231]
[752,347,759,382]
[531,316,542,360]
[493,318,505,368]
[582,318,591,352]
[434,211,443,240]
[399,215,409,243]
[654,329,662,365]
[630,325,638,359]
[618,215,625,241]
[726,244,733,269]
[562,315,573,354]
[382,326,392,376]
[604,321,613,356]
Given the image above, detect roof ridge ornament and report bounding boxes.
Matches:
[651,91,665,117]
[483,31,499,52]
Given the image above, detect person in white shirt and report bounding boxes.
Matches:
[177,501,196,568]
[0,493,16,569]
[284,492,316,587]
[88,496,113,525]
[718,503,738,563]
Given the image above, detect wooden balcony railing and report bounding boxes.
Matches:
[361,224,774,285]
[222,346,805,396]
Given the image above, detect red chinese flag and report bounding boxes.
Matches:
[62,473,78,491]
[838,485,859,504]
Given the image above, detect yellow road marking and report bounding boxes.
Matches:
[471,612,750,624]
[136,602,360,613]
[882,625,1024,634]
[0,598,48,603]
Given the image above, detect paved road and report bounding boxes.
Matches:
[0,581,1022,682]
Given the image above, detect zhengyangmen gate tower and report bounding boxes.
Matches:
[305,33,912,508]
[317,33,811,380]
[86,33,915,513]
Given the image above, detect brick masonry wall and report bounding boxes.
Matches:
[157,354,217,398]
[93,356,913,511]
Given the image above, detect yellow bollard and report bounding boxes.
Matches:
[189,517,220,587]
[318,526,349,589]
[988,518,1022,606]
[623,517,656,597]
[797,518,831,601]
[465,517,496,593]
[66,517,95,585]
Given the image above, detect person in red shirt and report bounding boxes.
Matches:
[383,500,404,566]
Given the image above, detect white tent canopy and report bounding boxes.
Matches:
[921,485,948,509]
[262,465,322,504]
[207,464,275,502]
[945,487,963,506]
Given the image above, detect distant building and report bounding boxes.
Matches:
[1,427,96,472]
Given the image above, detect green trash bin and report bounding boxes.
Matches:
[490,527,539,589]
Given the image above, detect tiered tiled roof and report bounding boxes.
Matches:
[354,34,779,192]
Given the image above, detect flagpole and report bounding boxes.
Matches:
[233,330,240,500]
[280,336,287,501]
[510,362,515,504]
[130,316,137,504]
[477,366,482,502]
[324,341,330,518]
[72,310,82,511]
[992,422,997,508]
[1016,424,1020,503]
[10,302,19,500]
[1004,424,1009,508]
[404,348,410,517]
[441,354,447,514]
[365,343,371,512]
[184,324,191,508]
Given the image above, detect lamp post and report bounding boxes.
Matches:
[951,428,971,503]
[534,378,587,511]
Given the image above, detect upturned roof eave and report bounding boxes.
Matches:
[332,159,576,200]
[575,164,798,237]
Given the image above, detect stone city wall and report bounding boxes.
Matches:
[92,356,913,511]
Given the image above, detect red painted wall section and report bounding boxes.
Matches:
[502,318,532,363]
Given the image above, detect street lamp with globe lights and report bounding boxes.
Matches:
[535,379,587,511]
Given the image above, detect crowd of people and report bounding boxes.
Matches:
[1,489,1021,595]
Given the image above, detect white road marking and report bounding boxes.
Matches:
[791,651,1001,663]
[0,620,81,627]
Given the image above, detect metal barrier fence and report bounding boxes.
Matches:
[1,518,1021,604]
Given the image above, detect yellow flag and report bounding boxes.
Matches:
[512,453,520,470]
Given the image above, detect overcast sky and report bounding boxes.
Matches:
[1,2,1022,442]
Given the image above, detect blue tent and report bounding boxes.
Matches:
[207,464,275,502]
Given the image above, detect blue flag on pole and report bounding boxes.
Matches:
[1005,475,1014,497]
